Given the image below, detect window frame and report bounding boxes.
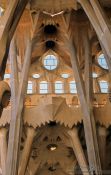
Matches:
[55,81,64,94]
[43,54,58,71]
[99,80,108,93]
[39,81,48,94]
[69,81,77,94]
[27,81,33,94]
[98,54,108,70]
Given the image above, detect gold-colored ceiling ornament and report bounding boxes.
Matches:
[30,0,78,14]
[30,125,76,170]
[33,141,74,167]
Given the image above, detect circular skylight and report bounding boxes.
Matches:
[61,73,69,79]
[44,55,58,70]
[98,54,108,69]
[32,73,40,79]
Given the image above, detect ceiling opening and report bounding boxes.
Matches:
[44,25,57,35]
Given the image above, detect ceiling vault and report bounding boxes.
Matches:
[0,1,111,175]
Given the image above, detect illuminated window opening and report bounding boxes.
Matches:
[27,81,33,94]
[55,81,64,94]
[70,81,77,93]
[44,55,58,70]
[32,73,40,79]
[43,10,64,17]
[98,54,108,69]
[4,74,10,79]
[61,73,69,79]
[92,73,98,78]
[99,81,108,93]
[40,81,48,94]
[0,7,4,16]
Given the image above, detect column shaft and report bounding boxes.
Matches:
[98,126,107,169]
[0,128,7,175]
[68,128,90,175]
[18,127,36,175]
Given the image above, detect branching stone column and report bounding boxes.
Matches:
[18,127,36,175]
[0,128,7,175]
[97,126,107,170]
[5,39,33,175]
[78,0,111,58]
[68,127,90,175]
[31,161,41,175]
[99,42,111,101]
[65,37,102,174]
[0,0,29,79]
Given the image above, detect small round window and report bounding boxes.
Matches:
[92,73,98,78]
[61,73,70,79]
[44,55,58,70]
[32,73,40,79]
[98,54,108,69]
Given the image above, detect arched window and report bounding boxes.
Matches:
[27,81,33,94]
[98,54,108,69]
[99,81,108,93]
[70,81,77,93]
[55,81,64,94]
[40,81,48,94]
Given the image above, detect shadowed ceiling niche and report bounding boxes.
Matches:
[44,25,57,35]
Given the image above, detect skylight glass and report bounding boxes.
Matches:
[99,81,108,93]
[98,54,108,69]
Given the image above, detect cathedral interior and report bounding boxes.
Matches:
[0,0,111,175]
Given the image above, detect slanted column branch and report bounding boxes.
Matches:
[5,39,33,175]
[18,127,36,175]
[0,128,8,175]
[66,37,102,174]
[68,127,90,175]
[78,0,111,58]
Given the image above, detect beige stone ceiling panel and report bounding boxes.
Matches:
[30,0,78,13]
